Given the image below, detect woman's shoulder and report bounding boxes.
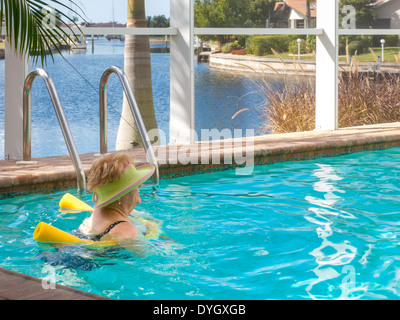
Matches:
[108,220,138,240]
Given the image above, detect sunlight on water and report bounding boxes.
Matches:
[0,39,275,159]
[2,147,400,299]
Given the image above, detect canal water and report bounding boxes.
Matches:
[0,38,283,159]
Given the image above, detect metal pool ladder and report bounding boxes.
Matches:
[22,68,87,190]
[99,66,159,190]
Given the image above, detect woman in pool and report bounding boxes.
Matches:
[82,152,155,242]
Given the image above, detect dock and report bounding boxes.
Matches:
[198,51,211,62]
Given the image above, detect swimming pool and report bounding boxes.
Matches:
[1,147,400,300]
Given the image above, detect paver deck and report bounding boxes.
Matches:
[1,122,400,194]
[0,267,109,300]
[1,122,400,299]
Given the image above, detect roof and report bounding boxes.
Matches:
[90,22,126,28]
[369,0,394,7]
[274,1,286,12]
[272,2,291,19]
[283,0,317,18]
[59,22,126,28]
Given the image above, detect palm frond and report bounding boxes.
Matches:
[0,0,87,65]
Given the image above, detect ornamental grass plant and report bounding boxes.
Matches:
[338,70,400,128]
[234,53,400,134]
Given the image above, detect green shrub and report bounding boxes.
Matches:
[340,35,372,55]
[347,41,362,55]
[348,40,370,55]
[221,42,242,53]
[287,34,306,43]
[306,35,316,53]
[339,36,348,55]
[237,35,250,48]
[249,35,290,56]
[384,35,398,47]
[372,35,399,47]
[288,39,306,54]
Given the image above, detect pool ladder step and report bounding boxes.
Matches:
[21,66,159,191]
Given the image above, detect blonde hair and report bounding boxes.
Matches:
[87,153,135,191]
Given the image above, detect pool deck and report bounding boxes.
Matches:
[1,122,400,195]
[0,267,110,300]
[2,122,400,299]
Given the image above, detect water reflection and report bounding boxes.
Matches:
[304,163,358,299]
[0,39,290,159]
[194,64,266,135]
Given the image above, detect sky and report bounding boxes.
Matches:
[66,0,170,24]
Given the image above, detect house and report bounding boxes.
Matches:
[269,2,290,28]
[271,0,400,29]
[370,0,400,28]
[270,0,317,28]
[90,22,126,28]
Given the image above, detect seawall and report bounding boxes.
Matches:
[208,53,400,75]
[209,53,316,75]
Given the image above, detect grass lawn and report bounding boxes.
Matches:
[339,47,400,63]
[262,52,316,61]
[253,47,400,63]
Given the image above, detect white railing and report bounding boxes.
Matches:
[339,29,400,35]
[66,27,178,36]
[4,0,400,160]
[193,28,323,35]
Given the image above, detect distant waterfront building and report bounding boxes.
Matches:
[270,0,400,30]
[371,0,400,29]
[269,0,316,29]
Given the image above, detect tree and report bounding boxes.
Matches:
[0,0,84,65]
[147,15,169,28]
[115,0,159,150]
[338,0,377,55]
[339,0,376,29]
[195,0,278,46]
[248,0,276,28]
[305,0,311,28]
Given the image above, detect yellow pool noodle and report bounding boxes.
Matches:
[33,222,117,248]
[56,194,161,241]
[136,217,160,240]
[59,193,93,212]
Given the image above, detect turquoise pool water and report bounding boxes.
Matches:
[2,147,400,299]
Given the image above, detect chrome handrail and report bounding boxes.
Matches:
[23,68,87,190]
[99,65,159,190]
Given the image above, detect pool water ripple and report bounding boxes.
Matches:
[2,148,400,299]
